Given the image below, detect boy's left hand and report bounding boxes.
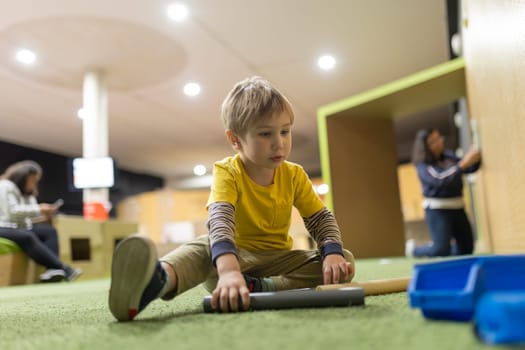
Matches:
[323,254,353,285]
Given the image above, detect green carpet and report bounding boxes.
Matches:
[0,257,505,350]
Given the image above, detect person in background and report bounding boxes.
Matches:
[406,128,481,257]
[0,160,81,282]
[108,76,355,321]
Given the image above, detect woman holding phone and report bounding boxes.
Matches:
[0,160,81,282]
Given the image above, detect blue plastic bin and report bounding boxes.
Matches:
[408,255,525,321]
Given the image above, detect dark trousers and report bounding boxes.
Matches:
[414,208,475,257]
[31,224,60,256]
[0,227,64,269]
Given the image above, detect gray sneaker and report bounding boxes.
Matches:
[40,269,66,283]
[64,266,83,282]
[109,235,166,322]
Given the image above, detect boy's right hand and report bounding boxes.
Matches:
[211,270,250,312]
[212,253,250,312]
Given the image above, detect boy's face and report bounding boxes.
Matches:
[236,110,292,173]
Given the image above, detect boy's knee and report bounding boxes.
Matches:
[342,249,354,263]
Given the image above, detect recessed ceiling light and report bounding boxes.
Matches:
[167,3,189,21]
[183,82,201,97]
[77,108,86,119]
[16,49,36,65]
[193,164,206,176]
[317,55,336,70]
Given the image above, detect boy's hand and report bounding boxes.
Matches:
[212,253,250,312]
[323,254,353,285]
[212,270,250,312]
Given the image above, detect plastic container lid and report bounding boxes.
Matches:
[474,292,525,345]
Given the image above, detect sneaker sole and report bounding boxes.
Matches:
[40,274,66,283]
[108,235,157,322]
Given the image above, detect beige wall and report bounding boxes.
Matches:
[398,164,424,222]
[463,0,525,252]
[118,167,438,253]
[117,189,209,243]
[117,177,329,249]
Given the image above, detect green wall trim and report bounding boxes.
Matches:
[316,112,333,210]
[318,57,465,118]
[317,58,466,210]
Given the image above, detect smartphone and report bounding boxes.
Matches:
[53,199,64,209]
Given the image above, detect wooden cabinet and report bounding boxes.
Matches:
[53,215,138,279]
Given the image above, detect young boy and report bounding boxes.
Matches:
[109,76,355,321]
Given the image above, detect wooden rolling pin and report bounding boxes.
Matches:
[316,277,411,295]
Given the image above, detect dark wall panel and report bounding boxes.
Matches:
[0,140,163,217]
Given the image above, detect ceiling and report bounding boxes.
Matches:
[0,0,452,186]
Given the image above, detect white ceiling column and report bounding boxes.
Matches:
[82,70,109,215]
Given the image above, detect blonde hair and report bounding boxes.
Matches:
[221,76,294,136]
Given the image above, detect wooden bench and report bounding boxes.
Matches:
[0,216,139,284]
[0,237,39,286]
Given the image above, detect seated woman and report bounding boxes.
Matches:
[0,160,81,282]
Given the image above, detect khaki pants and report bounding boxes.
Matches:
[160,235,355,295]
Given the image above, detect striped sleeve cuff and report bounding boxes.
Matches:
[320,242,344,259]
[211,240,238,266]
